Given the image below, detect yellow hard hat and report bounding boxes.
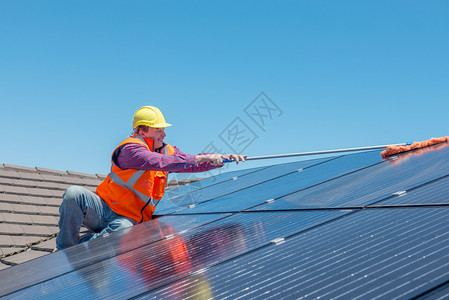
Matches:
[133,106,172,128]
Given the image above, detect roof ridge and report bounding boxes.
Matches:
[2,164,106,179]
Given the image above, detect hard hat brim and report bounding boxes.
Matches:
[151,122,172,128]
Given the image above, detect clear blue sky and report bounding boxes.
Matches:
[1,1,448,179]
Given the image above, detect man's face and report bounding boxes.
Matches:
[142,127,166,149]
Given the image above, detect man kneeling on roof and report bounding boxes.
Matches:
[55,106,246,250]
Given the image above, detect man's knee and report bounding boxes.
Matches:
[61,186,87,208]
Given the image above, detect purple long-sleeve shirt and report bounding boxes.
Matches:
[116,143,219,173]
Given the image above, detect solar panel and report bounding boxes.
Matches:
[370,174,449,207]
[2,142,449,299]
[171,150,383,214]
[156,156,332,214]
[3,210,351,299]
[163,165,268,200]
[142,207,449,299]
[0,213,230,297]
[249,144,449,211]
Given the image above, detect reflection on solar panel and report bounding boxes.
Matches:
[1,143,449,299]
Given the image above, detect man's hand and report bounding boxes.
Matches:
[195,154,224,166]
[195,154,247,166]
[220,154,247,164]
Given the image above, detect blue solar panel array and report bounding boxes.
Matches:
[1,143,449,299]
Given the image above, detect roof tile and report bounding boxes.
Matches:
[29,215,59,226]
[36,206,60,216]
[2,164,36,172]
[2,185,30,195]
[0,262,11,270]
[1,213,33,225]
[0,202,14,213]
[35,167,67,175]
[21,224,58,236]
[0,169,19,179]
[1,249,49,265]
[0,223,25,235]
[16,171,44,181]
[10,235,45,247]
[0,246,25,256]
[0,193,23,203]
[0,235,14,247]
[45,198,63,206]
[28,187,55,197]
[9,203,40,214]
[18,195,52,206]
[31,238,56,252]
[67,170,99,178]
[0,177,14,185]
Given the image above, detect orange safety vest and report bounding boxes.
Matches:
[96,134,175,223]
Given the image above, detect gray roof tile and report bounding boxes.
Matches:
[0,177,14,185]
[9,235,47,247]
[16,171,44,181]
[0,235,14,247]
[29,215,59,226]
[66,170,99,178]
[1,213,33,225]
[31,238,56,252]
[34,167,67,175]
[16,195,53,206]
[0,202,14,213]
[0,262,10,270]
[1,249,49,265]
[36,206,59,216]
[8,203,40,214]
[0,247,25,256]
[1,164,36,172]
[0,193,22,202]
[2,185,31,195]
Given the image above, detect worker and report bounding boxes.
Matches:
[55,106,246,250]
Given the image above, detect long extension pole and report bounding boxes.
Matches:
[223,143,408,163]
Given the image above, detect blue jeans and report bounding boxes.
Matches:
[56,186,137,250]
